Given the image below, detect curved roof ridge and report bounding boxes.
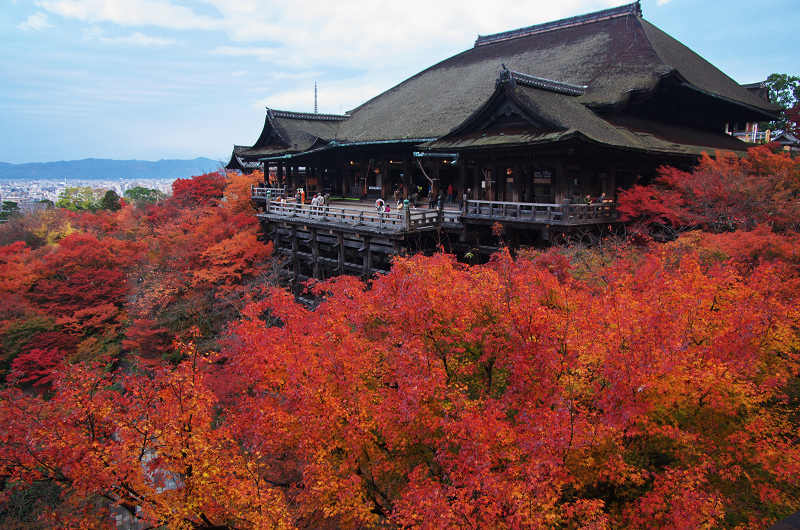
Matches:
[475,1,642,47]
[502,68,587,96]
[269,109,348,121]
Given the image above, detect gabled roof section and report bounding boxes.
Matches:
[442,69,573,139]
[425,71,752,157]
[225,146,263,171]
[634,18,779,117]
[253,108,346,152]
[228,108,347,168]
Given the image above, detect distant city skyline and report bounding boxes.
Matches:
[3,0,798,165]
[0,177,175,205]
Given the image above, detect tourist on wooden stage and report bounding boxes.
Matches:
[447,184,454,203]
[375,197,385,212]
[295,190,302,204]
[594,192,606,204]
[580,194,591,204]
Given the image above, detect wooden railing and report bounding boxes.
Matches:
[251,186,287,199]
[252,188,619,231]
[259,200,445,232]
[462,199,618,225]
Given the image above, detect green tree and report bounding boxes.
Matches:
[0,202,19,223]
[56,187,101,212]
[99,190,122,212]
[765,73,800,132]
[124,186,165,205]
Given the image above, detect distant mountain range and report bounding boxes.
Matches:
[0,158,221,181]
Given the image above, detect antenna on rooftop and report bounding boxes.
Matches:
[314,82,318,114]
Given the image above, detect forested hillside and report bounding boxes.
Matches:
[0,158,220,181]
[0,145,798,529]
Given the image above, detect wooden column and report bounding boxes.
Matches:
[291,225,300,297]
[403,156,411,200]
[493,163,501,201]
[513,162,522,202]
[337,232,345,275]
[432,159,441,205]
[360,157,369,199]
[380,156,389,200]
[311,228,320,279]
[363,236,372,279]
[459,158,468,203]
[472,161,481,200]
[554,159,566,204]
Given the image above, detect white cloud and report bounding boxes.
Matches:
[83,26,177,45]
[656,0,673,5]
[104,32,178,45]
[18,12,52,30]
[34,0,625,70]
[209,45,278,61]
[35,0,222,30]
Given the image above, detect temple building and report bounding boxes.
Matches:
[228,1,779,290]
[229,1,775,199]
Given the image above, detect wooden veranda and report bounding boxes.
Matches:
[251,186,619,294]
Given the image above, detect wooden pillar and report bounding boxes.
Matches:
[432,159,441,205]
[513,161,522,202]
[360,157,369,199]
[554,159,566,204]
[363,236,372,279]
[403,156,411,200]
[472,161,481,200]
[337,232,345,275]
[311,228,320,279]
[493,162,501,202]
[459,158,468,203]
[380,156,389,200]
[272,225,281,250]
[291,225,300,297]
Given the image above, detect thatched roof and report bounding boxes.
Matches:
[231,1,779,164]
[336,1,776,145]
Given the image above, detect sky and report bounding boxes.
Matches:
[2,0,799,164]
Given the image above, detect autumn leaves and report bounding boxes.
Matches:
[0,152,799,528]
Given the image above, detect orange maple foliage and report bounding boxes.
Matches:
[617,144,800,236]
[0,335,293,529]
[216,249,800,529]
[1,244,798,528]
[1,166,799,529]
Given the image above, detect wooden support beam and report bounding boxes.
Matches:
[337,232,345,275]
[291,224,300,297]
[310,227,320,279]
[363,236,372,280]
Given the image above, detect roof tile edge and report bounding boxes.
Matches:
[502,69,587,96]
[474,1,642,47]
[270,109,348,121]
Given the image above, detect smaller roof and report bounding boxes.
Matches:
[767,510,800,530]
